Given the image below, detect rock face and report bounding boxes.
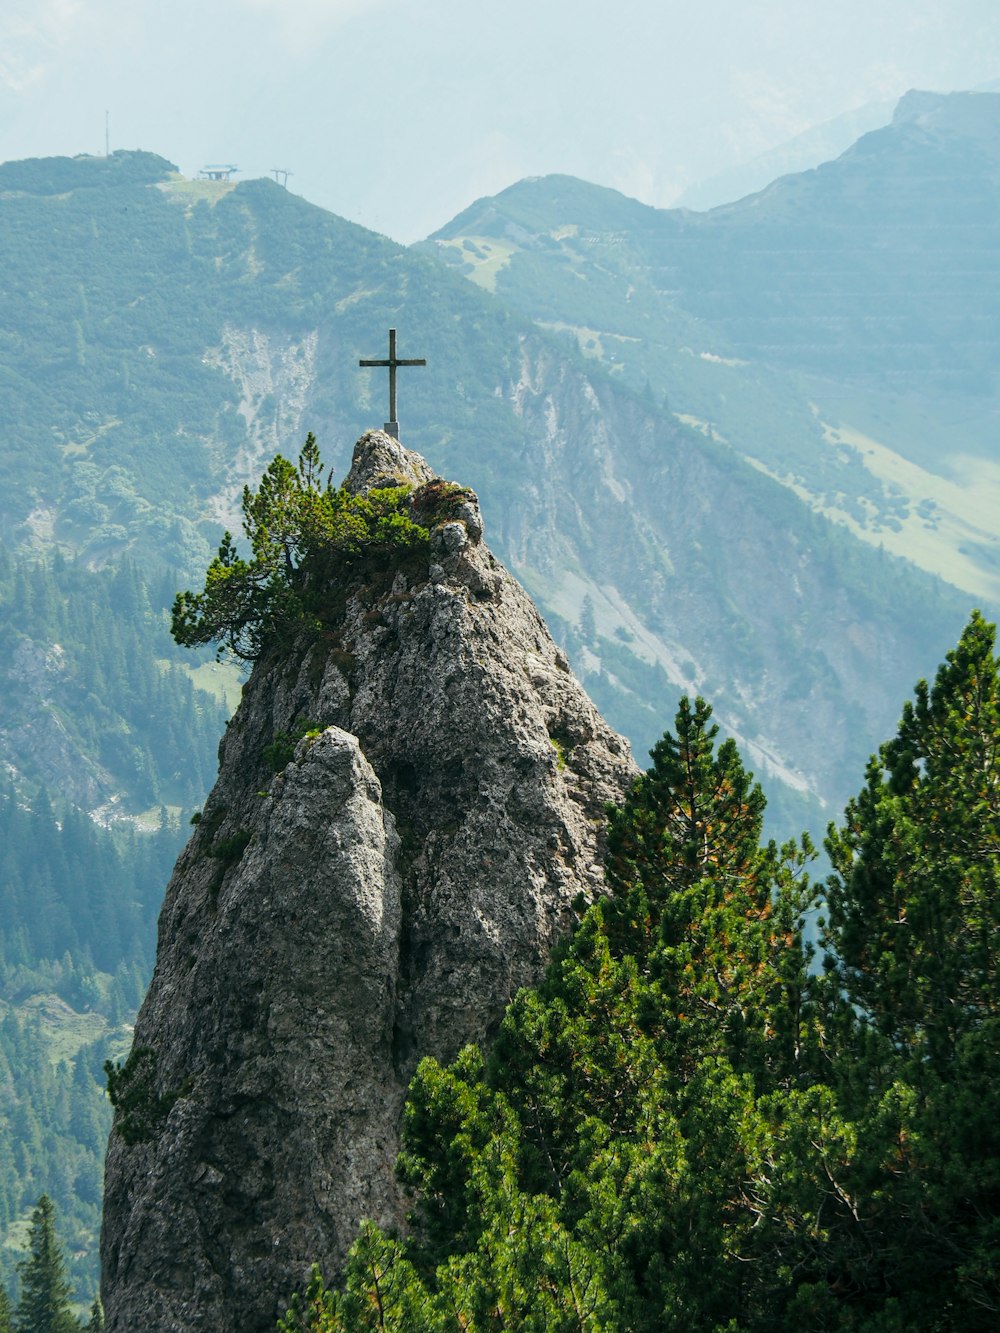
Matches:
[101,431,635,1333]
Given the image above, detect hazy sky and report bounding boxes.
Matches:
[1,0,997,241]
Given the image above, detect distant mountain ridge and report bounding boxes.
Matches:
[676,81,1000,212]
[423,90,1000,607]
[0,141,969,837]
[429,90,1000,387]
[676,98,897,210]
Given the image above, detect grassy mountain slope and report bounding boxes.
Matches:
[423,90,1000,604]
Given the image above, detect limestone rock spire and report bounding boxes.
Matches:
[101,433,635,1332]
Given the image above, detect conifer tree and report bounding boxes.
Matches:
[283,637,1000,1328]
[602,695,818,1086]
[0,1283,14,1333]
[826,608,1000,1065]
[15,1195,80,1333]
[171,435,428,660]
[287,699,823,1330]
[819,610,1000,1321]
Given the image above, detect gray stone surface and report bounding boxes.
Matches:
[101,432,635,1332]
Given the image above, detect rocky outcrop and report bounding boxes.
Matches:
[101,431,635,1333]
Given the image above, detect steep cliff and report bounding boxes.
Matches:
[100,431,635,1332]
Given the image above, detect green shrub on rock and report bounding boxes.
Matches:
[171,435,428,661]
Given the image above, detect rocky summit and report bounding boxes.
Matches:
[100,431,635,1332]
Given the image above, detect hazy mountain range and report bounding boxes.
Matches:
[426,89,1000,608]
[1,85,997,1302]
[7,93,997,827]
[676,75,1000,209]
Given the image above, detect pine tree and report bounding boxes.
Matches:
[281,647,1000,1327]
[603,695,818,1086]
[826,609,1000,1066]
[819,610,1000,1322]
[308,699,823,1330]
[171,436,428,660]
[15,1195,80,1333]
[0,1282,14,1333]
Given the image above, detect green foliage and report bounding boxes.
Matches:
[0,1283,13,1333]
[0,151,172,198]
[0,1004,136,1308]
[104,1046,191,1146]
[0,151,527,575]
[278,1231,439,1332]
[0,786,181,977]
[0,150,994,1328]
[548,736,567,770]
[408,480,477,525]
[277,1264,338,1331]
[0,146,976,842]
[818,610,1000,1323]
[0,661,189,1301]
[430,157,1000,548]
[206,829,253,868]
[291,698,826,1329]
[0,554,229,809]
[262,719,322,773]
[172,435,428,660]
[0,142,976,861]
[825,609,1000,1066]
[602,696,818,1086]
[14,1195,81,1333]
[292,628,1000,1326]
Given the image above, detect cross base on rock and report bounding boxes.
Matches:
[359,329,426,441]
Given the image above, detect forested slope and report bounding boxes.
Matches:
[0,147,975,815]
[0,550,227,1304]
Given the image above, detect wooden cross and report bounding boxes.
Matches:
[359,328,426,439]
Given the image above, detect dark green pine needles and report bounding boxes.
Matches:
[281,612,1000,1330]
[14,1196,84,1333]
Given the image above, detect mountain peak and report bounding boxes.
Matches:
[344,428,436,494]
[101,434,635,1332]
[0,149,175,196]
[893,86,1000,127]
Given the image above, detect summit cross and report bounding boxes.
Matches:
[359,328,426,440]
